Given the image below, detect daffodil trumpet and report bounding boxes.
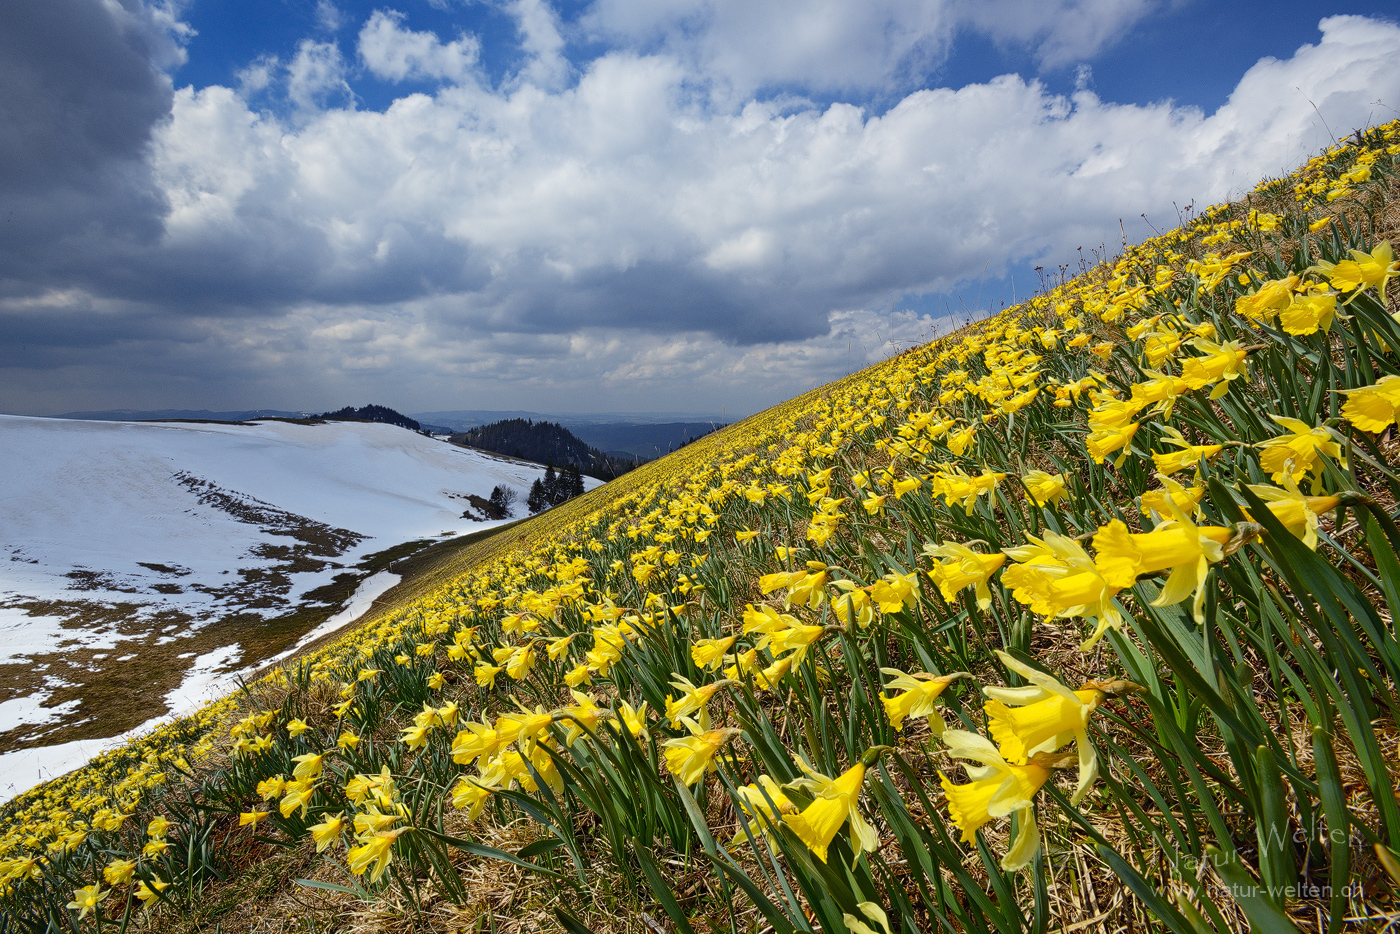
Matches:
[937,729,1073,871]
[982,650,1141,806]
[782,746,891,865]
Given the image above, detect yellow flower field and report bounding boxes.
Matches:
[3,121,1400,933]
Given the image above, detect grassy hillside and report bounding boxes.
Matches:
[4,122,1400,934]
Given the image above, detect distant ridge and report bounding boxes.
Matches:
[413,410,727,433]
[315,404,421,432]
[51,405,439,434]
[452,418,640,481]
[54,408,308,422]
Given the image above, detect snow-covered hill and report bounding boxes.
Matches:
[0,414,584,797]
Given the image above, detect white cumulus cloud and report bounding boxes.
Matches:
[287,38,354,111]
[357,9,481,84]
[580,0,1167,100]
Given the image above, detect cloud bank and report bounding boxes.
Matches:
[1,1,1398,414]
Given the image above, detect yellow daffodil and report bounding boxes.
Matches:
[1258,416,1345,482]
[1179,336,1249,398]
[1001,532,1125,650]
[742,603,797,639]
[256,775,287,800]
[924,541,1006,610]
[1311,241,1398,297]
[450,777,495,820]
[929,467,1005,515]
[691,635,738,671]
[306,813,345,852]
[665,676,735,727]
[1341,375,1400,433]
[760,563,830,609]
[505,643,537,680]
[734,775,797,845]
[450,722,501,767]
[1020,470,1067,506]
[753,655,794,691]
[861,492,888,515]
[134,877,169,906]
[1092,513,1233,623]
[868,570,920,613]
[1151,426,1223,475]
[880,669,969,734]
[291,752,326,782]
[279,780,317,819]
[616,698,650,739]
[103,858,136,886]
[1236,275,1298,321]
[980,651,1133,805]
[1139,473,1204,521]
[783,747,888,864]
[348,828,405,883]
[1277,288,1337,335]
[66,884,109,919]
[1246,479,1341,550]
[495,708,553,749]
[947,424,977,456]
[399,722,431,751]
[938,729,1054,871]
[480,744,563,794]
[352,804,399,836]
[767,619,828,659]
[827,581,873,628]
[1085,420,1139,466]
[662,721,741,786]
[239,810,269,828]
[560,691,604,746]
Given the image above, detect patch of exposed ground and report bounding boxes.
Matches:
[0,475,440,754]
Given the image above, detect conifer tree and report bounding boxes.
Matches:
[565,463,585,499]
[543,463,558,504]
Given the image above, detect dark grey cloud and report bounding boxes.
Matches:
[0,0,179,287]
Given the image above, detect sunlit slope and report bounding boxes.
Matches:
[4,123,1400,933]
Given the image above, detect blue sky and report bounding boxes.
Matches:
[1,0,1398,416]
[172,0,1392,113]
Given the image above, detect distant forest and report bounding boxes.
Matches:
[451,419,640,480]
[317,404,421,431]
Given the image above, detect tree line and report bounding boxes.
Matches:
[450,418,639,481]
[526,463,585,513]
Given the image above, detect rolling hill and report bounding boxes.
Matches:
[0,415,585,799]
